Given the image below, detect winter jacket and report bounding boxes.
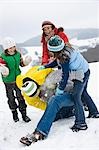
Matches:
[45,49,89,90]
[16,66,74,110]
[1,51,21,83]
[16,66,53,110]
[41,28,69,64]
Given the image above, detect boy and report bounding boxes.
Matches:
[0,37,31,122]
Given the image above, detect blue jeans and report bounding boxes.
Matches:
[36,92,74,136]
[54,106,74,122]
[81,81,98,116]
[72,69,98,125]
[35,70,98,136]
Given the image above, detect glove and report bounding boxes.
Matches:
[37,66,45,71]
[55,87,64,95]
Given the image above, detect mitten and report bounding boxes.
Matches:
[37,66,45,71]
[55,87,64,95]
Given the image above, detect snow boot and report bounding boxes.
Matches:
[20,131,45,146]
[12,110,19,122]
[71,123,88,132]
[87,113,99,118]
[20,109,31,122]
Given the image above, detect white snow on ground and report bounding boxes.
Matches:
[0,48,99,150]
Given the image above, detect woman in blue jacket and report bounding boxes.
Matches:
[20,35,99,146]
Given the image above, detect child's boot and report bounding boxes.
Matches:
[20,109,31,122]
[12,109,19,122]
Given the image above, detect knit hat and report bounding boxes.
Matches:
[47,35,65,52]
[2,37,16,50]
[21,80,38,97]
[42,21,55,29]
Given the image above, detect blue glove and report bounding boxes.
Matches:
[55,88,64,95]
[37,66,45,71]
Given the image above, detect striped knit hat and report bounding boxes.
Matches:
[47,35,65,52]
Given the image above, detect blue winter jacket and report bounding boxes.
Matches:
[45,50,89,90]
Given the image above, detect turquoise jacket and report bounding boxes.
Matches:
[45,49,89,90]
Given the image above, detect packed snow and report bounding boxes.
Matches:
[0,47,99,150]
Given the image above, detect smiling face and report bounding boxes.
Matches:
[7,46,16,55]
[42,25,53,35]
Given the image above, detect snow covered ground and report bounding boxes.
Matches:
[0,49,99,150]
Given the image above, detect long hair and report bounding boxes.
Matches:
[54,45,74,63]
[58,27,64,32]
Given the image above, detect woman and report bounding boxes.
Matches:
[41,20,70,64]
